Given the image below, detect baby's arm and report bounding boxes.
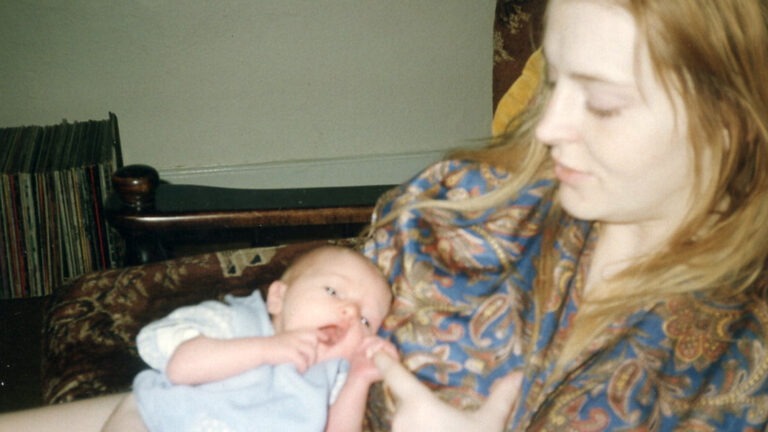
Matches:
[138,294,328,385]
[326,336,398,432]
[165,329,326,384]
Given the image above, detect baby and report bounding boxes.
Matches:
[104,245,394,432]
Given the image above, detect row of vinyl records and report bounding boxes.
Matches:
[0,113,124,299]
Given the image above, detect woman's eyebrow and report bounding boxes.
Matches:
[544,51,633,87]
[569,71,635,88]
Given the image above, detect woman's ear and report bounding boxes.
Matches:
[266,280,288,315]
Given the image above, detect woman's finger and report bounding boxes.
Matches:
[372,351,432,402]
[474,371,523,428]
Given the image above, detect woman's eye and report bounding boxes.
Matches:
[586,104,621,119]
[325,286,337,296]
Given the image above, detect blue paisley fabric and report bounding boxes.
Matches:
[363,159,768,431]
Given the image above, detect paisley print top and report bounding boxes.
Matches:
[363,159,768,431]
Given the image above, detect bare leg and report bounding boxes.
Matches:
[102,393,149,432]
[0,393,127,432]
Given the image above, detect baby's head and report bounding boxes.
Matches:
[266,245,391,362]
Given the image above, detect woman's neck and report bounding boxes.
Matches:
[583,221,674,297]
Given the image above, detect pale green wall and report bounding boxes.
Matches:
[0,1,494,187]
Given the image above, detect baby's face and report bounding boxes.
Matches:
[267,249,391,362]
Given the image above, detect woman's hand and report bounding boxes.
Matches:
[373,351,522,432]
[346,336,398,385]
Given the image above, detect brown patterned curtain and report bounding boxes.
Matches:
[493,0,547,113]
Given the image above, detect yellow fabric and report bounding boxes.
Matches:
[491,48,544,136]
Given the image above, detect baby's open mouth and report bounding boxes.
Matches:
[318,324,348,346]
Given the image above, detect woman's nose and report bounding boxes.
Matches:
[535,86,580,146]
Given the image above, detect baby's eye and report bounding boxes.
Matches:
[360,316,371,329]
[325,286,337,296]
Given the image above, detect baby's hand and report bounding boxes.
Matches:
[347,336,399,385]
[266,329,322,373]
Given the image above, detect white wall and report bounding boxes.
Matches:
[0,1,494,188]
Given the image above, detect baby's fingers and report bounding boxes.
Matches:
[279,331,319,372]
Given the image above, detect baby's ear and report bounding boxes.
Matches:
[266,280,288,315]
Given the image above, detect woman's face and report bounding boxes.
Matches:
[536,0,700,235]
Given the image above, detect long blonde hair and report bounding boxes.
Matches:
[528,0,768,361]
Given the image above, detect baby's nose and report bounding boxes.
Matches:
[341,302,361,319]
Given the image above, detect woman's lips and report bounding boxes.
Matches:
[554,161,588,184]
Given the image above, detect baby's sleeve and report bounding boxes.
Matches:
[136,299,236,372]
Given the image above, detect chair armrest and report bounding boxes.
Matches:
[105,164,394,265]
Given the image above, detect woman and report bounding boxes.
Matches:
[365,0,768,430]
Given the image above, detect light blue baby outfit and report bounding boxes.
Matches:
[133,292,348,432]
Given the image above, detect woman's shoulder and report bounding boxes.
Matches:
[376,158,554,212]
[408,158,552,191]
[391,158,513,195]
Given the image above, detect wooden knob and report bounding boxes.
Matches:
[111,164,159,210]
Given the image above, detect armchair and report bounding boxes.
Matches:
[40,0,546,406]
